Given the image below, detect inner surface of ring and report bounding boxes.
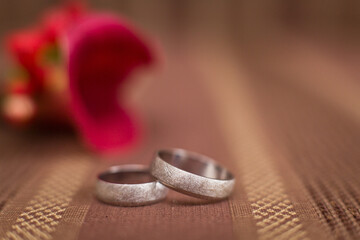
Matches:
[159,151,233,180]
[99,171,156,184]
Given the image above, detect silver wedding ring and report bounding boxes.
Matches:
[96,149,235,206]
[96,164,168,206]
[150,149,235,200]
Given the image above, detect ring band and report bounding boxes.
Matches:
[150,149,235,200]
[96,164,168,206]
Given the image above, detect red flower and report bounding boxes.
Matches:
[6,28,45,91]
[42,2,86,43]
[5,3,86,93]
[3,4,155,155]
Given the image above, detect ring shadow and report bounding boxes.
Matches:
[165,192,225,206]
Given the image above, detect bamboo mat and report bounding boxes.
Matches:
[1,1,360,237]
[0,35,360,239]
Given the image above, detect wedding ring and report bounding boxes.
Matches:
[150,149,235,200]
[96,164,168,206]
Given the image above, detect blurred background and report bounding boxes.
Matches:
[0,0,359,162]
[1,0,360,41]
[1,1,360,239]
[1,0,359,123]
[0,0,359,158]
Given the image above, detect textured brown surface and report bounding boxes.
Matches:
[1,1,360,240]
[1,36,360,239]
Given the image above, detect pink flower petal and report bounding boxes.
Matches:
[64,14,153,154]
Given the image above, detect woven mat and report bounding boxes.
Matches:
[1,36,360,240]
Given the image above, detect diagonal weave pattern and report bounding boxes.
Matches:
[0,8,360,238]
[245,155,307,240]
[193,45,308,240]
[2,159,91,240]
[251,75,360,239]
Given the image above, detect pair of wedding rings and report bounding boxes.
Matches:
[96,148,235,206]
